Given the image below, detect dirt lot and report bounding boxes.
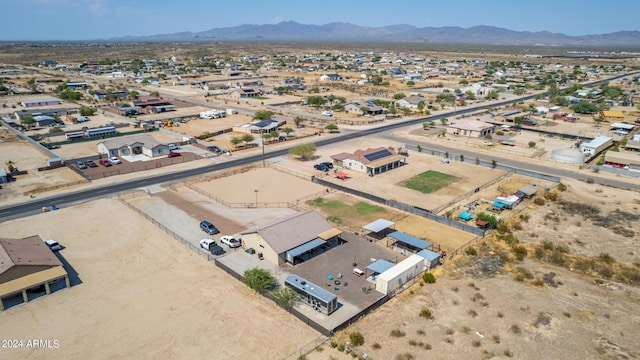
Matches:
[0,198,320,359]
[304,177,640,360]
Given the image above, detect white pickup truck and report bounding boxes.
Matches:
[220,236,242,248]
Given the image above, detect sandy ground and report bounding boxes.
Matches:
[0,198,320,359]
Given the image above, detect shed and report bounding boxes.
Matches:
[416,249,442,269]
[363,219,394,233]
[47,158,64,168]
[366,259,395,278]
[458,211,473,221]
[387,231,432,252]
[375,254,425,294]
[476,220,490,229]
[517,185,537,198]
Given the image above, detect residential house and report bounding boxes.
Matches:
[0,235,70,311]
[601,110,624,122]
[330,147,406,176]
[320,74,343,81]
[396,95,426,109]
[240,211,342,265]
[20,99,60,108]
[97,134,171,158]
[231,88,262,99]
[445,119,496,138]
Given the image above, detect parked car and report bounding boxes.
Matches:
[85,160,98,168]
[220,235,242,248]
[168,152,181,158]
[109,156,121,164]
[99,159,112,167]
[314,162,333,171]
[76,161,87,169]
[199,239,225,255]
[44,239,62,252]
[322,110,333,117]
[169,144,180,151]
[200,220,219,235]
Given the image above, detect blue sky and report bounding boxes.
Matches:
[3,0,639,40]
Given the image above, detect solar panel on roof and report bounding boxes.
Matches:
[364,149,392,162]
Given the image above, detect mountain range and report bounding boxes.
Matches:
[115,21,640,46]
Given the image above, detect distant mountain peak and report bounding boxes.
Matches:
[112,22,640,46]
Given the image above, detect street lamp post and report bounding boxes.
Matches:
[254,189,258,207]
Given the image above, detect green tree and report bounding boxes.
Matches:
[491,159,497,168]
[128,90,139,99]
[230,136,243,148]
[282,127,294,137]
[289,143,317,160]
[485,90,499,100]
[5,160,16,173]
[243,268,275,293]
[20,116,36,129]
[306,96,327,108]
[59,90,82,101]
[240,133,255,148]
[570,103,599,114]
[440,118,449,125]
[459,79,469,85]
[393,93,407,100]
[26,78,37,92]
[308,86,320,93]
[325,123,339,133]
[150,91,160,97]
[271,287,298,310]
[253,110,273,120]
[475,212,499,227]
[79,106,96,116]
[294,117,304,128]
[406,80,415,86]
[528,141,536,148]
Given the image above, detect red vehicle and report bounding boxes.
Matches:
[168,152,181,158]
[99,159,112,167]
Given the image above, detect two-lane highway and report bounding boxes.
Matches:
[1,72,636,222]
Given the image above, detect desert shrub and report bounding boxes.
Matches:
[586,177,594,184]
[452,299,459,305]
[512,245,528,261]
[417,329,425,335]
[424,343,432,350]
[511,221,523,231]
[390,329,406,338]
[496,223,510,234]
[510,324,522,334]
[544,192,558,201]
[408,339,418,346]
[515,266,534,280]
[372,342,381,349]
[446,328,454,335]
[533,197,546,206]
[395,353,414,360]
[533,312,552,327]
[468,309,478,318]
[420,307,434,319]
[599,253,615,265]
[497,312,504,318]
[422,272,436,283]
[519,214,530,222]
[563,311,571,318]
[492,335,500,344]
[557,183,567,191]
[451,286,459,292]
[472,340,482,347]
[337,343,345,352]
[532,278,545,287]
[445,337,454,344]
[330,341,338,348]
[349,332,364,346]
[465,246,477,256]
[504,349,514,357]
[460,326,471,334]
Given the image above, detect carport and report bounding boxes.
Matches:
[286,238,326,264]
[363,219,395,240]
[365,259,395,278]
[387,231,433,254]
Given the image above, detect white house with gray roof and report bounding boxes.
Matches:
[97,134,170,158]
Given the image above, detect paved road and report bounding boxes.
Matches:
[1,72,636,222]
[379,133,640,191]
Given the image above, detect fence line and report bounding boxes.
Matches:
[281,336,329,360]
[311,176,487,236]
[22,179,90,196]
[431,172,511,215]
[117,194,217,262]
[268,163,313,181]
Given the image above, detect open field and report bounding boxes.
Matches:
[0,198,320,359]
[305,177,640,360]
[402,170,459,194]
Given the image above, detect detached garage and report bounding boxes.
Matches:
[375,254,425,294]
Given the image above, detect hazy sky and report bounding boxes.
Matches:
[3,0,639,40]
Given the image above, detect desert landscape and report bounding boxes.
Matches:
[1,20,640,360]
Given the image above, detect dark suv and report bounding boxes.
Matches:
[314,162,333,171]
[200,220,219,235]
